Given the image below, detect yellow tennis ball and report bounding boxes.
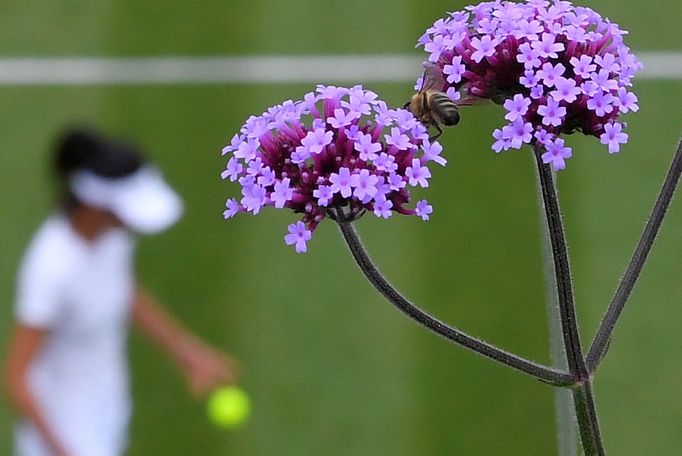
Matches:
[207,386,251,429]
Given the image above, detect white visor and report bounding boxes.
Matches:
[69,166,183,234]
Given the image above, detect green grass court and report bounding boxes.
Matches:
[1,0,681,454]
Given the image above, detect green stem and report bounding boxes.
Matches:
[536,168,578,456]
[334,211,573,387]
[534,148,605,455]
[586,139,682,371]
[533,148,586,377]
[572,381,605,456]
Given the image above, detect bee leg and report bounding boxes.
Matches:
[429,123,443,142]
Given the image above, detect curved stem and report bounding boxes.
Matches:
[336,218,574,387]
[586,139,682,372]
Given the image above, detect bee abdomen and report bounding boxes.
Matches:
[429,93,460,126]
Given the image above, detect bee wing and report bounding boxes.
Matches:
[457,95,491,107]
[419,62,447,93]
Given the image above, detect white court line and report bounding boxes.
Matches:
[0,53,679,85]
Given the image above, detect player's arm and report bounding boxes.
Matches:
[4,325,72,456]
[132,285,237,397]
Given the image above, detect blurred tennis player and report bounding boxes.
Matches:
[5,128,237,456]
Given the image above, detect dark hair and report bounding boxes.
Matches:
[53,127,145,209]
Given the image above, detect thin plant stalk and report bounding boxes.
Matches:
[533,148,587,377]
[586,139,682,371]
[533,148,604,455]
[572,381,605,456]
[536,170,578,456]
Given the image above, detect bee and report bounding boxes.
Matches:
[404,62,461,141]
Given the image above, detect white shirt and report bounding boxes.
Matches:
[14,214,135,456]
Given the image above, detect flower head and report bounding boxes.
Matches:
[221,86,444,252]
[417,0,641,169]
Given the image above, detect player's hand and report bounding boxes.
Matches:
[177,339,240,398]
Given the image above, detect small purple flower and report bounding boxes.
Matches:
[345,124,361,140]
[550,77,581,103]
[570,55,596,78]
[388,173,406,191]
[291,146,311,165]
[590,69,619,92]
[284,221,312,254]
[223,198,240,219]
[272,178,294,209]
[614,87,639,113]
[373,153,398,172]
[243,116,269,139]
[580,80,600,97]
[564,24,588,42]
[354,132,382,161]
[445,87,461,102]
[330,167,354,198]
[373,196,393,219]
[374,101,394,126]
[587,91,615,117]
[405,159,431,187]
[503,94,531,122]
[600,122,628,154]
[329,108,360,129]
[532,32,565,58]
[492,128,509,153]
[342,95,373,116]
[541,138,573,170]
[476,17,499,35]
[415,200,433,221]
[393,109,418,130]
[313,185,334,207]
[594,54,620,73]
[520,69,540,88]
[239,174,255,189]
[517,43,542,69]
[537,62,566,88]
[443,56,466,84]
[222,134,242,155]
[424,34,447,62]
[350,169,380,202]
[422,140,447,166]
[503,119,534,149]
[257,167,276,187]
[241,184,267,215]
[316,84,348,100]
[385,127,412,150]
[534,128,552,144]
[530,85,545,99]
[538,98,567,127]
[246,157,264,176]
[301,128,333,155]
[234,138,259,160]
[221,157,243,182]
[471,35,499,63]
[515,18,544,40]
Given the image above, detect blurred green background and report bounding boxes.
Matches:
[1,0,681,454]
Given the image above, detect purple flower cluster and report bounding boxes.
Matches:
[221,85,445,253]
[417,0,641,170]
